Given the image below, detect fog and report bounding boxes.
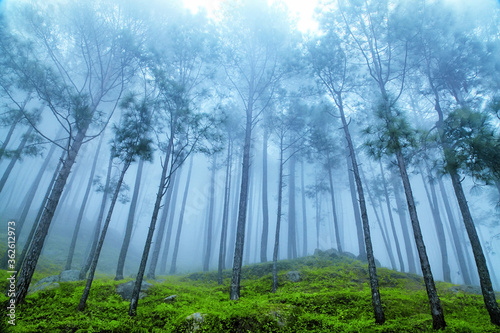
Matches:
[0,0,499,320]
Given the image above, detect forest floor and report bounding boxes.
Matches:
[1,251,499,332]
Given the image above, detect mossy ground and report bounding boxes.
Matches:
[1,254,499,332]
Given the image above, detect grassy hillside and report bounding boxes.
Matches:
[1,252,499,332]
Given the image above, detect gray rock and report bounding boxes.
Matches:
[324,248,340,257]
[164,295,178,303]
[186,312,205,332]
[342,252,357,259]
[449,285,482,295]
[36,275,59,285]
[313,248,323,256]
[59,270,82,282]
[286,271,301,282]
[116,281,153,300]
[270,310,286,327]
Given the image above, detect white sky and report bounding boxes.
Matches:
[181,0,320,32]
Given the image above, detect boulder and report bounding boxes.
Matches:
[449,285,483,295]
[342,252,357,259]
[164,295,178,303]
[286,271,301,283]
[116,281,153,301]
[35,275,59,285]
[186,312,205,332]
[59,270,82,282]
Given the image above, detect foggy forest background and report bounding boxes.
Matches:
[0,0,499,323]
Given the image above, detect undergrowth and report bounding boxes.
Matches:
[1,254,499,332]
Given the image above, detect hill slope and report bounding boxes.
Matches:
[2,250,499,332]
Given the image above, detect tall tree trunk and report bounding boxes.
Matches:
[449,170,500,326]
[390,171,417,274]
[287,154,297,259]
[261,129,269,262]
[244,166,255,265]
[327,163,342,253]
[0,126,33,193]
[395,149,446,330]
[218,142,233,283]
[360,166,397,270]
[66,136,103,270]
[15,151,63,274]
[159,165,182,275]
[419,167,451,282]
[315,173,321,250]
[433,83,498,323]
[226,152,242,268]
[272,139,285,293]
[80,152,113,279]
[171,156,194,275]
[78,158,131,311]
[129,141,173,316]
[147,165,177,280]
[204,156,217,271]
[0,116,21,161]
[437,177,472,285]
[300,160,308,257]
[379,160,405,272]
[16,127,89,305]
[1,141,57,270]
[115,158,144,280]
[230,98,253,300]
[346,152,365,259]
[336,98,384,324]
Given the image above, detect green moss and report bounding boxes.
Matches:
[4,254,500,332]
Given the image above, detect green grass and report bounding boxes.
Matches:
[1,254,499,332]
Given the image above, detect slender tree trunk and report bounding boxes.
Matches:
[391,171,417,274]
[272,139,285,293]
[336,97,384,324]
[115,158,144,280]
[261,129,269,262]
[218,142,233,282]
[129,141,172,316]
[147,165,177,279]
[171,156,194,275]
[0,117,20,161]
[437,177,472,285]
[360,166,397,270]
[315,174,321,250]
[244,165,255,265]
[376,192,397,270]
[449,170,500,326]
[419,168,451,282]
[1,142,57,270]
[204,155,217,271]
[379,160,404,272]
[66,136,103,270]
[346,153,365,259]
[230,98,253,300]
[0,127,33,193]
[433,83,499,323]
[159,165,182,275]
[395,149,446,330]
[287,154,297,259]
[227,152,241,268]
[327,164,342,253]
[16,128,89,305]
[300,160,308,257]
[15,152,63,275]
[78,159,131,311]
[80,152,113,279]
